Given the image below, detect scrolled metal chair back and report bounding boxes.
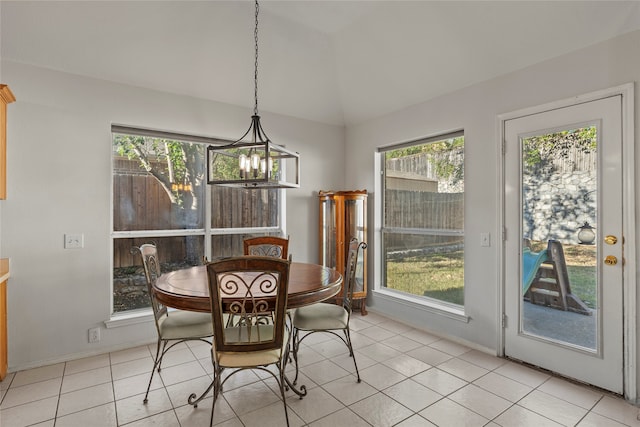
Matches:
[243,236,289,259]
[342,238,367,315]
[132,244,167,330]
[206,256,290,353]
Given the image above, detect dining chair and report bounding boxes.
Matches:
[132,243,213,404]
[241,236,291,326]
[292,238,367,383]
[204,256,293,426]
[243,235,289,259]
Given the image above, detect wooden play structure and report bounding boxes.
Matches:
[522,239,592,316]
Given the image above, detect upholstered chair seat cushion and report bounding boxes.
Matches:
[133,243,215,404]
[158,310,213,340]
[291,238,366,385]
[216,325,289,367]
[293,303,348,331]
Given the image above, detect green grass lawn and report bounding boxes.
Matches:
[385,244,596,307]
[386,251,465,305]
[562,244,597,307]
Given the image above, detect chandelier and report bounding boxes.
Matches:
[207,0,300,188]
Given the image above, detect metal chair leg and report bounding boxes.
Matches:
[209,366,223,427]
[291,327,301,385]
[144,339,165,403]
[344,329,360,382]
[278,362,291,426]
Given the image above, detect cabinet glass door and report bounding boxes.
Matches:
[320,197,337,268]
[345,198,366,295]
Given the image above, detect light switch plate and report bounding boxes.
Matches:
[64,233,84,249]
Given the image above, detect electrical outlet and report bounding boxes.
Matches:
[88,327,100,343]
[64,233,84,249]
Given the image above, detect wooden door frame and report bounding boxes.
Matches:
[497,83,636,401]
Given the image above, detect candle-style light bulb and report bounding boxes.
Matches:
[239,154,247,179]
[251,153,260,178]
[251,153,260,169]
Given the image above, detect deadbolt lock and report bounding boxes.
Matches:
[604,235,618,245]
[604,255,618,266]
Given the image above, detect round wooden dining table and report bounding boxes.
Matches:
[153,261,343,312]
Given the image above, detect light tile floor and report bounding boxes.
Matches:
[1,312,640,426]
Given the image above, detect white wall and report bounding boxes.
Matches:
[346,29,640,381]
[2,23,639,398]
[0,60,344,370]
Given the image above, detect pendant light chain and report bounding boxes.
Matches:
[253,0,259,116]
[205,0,300,189]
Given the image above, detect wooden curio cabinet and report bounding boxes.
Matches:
[0,84,14,381]
[0,85,16,200]
[318,190,368,314]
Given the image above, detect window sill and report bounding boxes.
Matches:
[372,288,470,323]
[105,309,154,329]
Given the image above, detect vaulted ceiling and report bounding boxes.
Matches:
[2,1,640,126]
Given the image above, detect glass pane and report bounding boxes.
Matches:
[344,199,365,243]
[521,126,597,350]
[210,232,282,258]
[345,197,367,292]
[113,236,204,313]
[113,135,205,231]
[210,187,280,228]
[383,232,464,304]
[319,197,337,268]
[382,135,464,306]
[354,243,366,295]
[211,234,245,258]
[112,131,285,314]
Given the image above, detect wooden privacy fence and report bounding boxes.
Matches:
[211,187,279,229]
[115,236,203,269]
[386,190,463,229]
[113,156,181,231]
[113,157,279,268]
[113,173,179,231]
[385,190,464,251]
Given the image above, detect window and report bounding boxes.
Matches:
[112,126,283,314]
[379,131,464,307]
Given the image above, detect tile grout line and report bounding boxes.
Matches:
[109,350,120,427]
[51,361,68,426]
[4,314,639,427]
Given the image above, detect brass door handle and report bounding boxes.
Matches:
[604,235,618,245]
[604,255,618,266]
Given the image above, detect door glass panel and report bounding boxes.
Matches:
[520,125,597,351]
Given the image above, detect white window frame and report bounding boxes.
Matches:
[108,125,285,324]
[373,130,467,321]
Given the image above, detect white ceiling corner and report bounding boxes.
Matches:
[1,1,639,127]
